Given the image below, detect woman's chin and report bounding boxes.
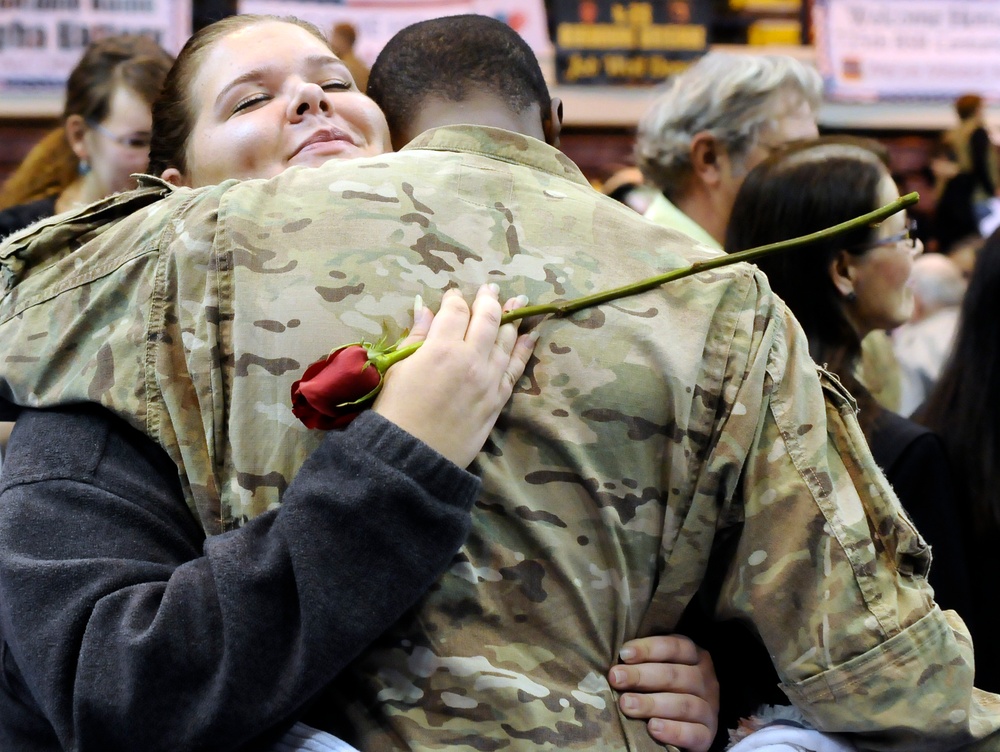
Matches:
[881,306,915,332]
[291,143,365,170]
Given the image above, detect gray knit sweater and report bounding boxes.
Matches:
[0,405,479,752]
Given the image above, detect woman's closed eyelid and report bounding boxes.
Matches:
[232,92,270,114]
[229,76,351,115]
[321,79,353,92]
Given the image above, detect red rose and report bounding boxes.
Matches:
[290,344,384,430]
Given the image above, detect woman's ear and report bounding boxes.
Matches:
[829,249,857,299]
[64,114,89,162]
[690,131,723,188]
[159,167,190,187]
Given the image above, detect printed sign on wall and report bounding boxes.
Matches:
[815,0,1000,100]
[238,0,552,68]
[551,0,710,85]
[0,0,191,94]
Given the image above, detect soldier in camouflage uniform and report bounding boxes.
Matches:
[1,12,999,752]
[0,14,720,752]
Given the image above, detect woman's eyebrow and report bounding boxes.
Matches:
[306,54,346,72]
[215,66,273,109]
[306,55,355,81]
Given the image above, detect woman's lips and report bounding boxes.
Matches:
[293,129,357,159]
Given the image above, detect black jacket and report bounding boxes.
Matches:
[0,405,479,752]
[0,195,56,238]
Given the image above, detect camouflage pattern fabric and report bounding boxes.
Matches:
[1,126,999,750]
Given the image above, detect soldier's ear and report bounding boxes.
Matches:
[160,167,191,188]
[543,98,563,148]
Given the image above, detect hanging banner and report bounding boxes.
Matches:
[0,0,191,95]
[815,0,1000,101]
[237,0,552,68]
[551,0,710,85]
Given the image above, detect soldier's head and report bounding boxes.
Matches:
[150,14,391,187]
[367,15,561,151]
[635,52,821,239]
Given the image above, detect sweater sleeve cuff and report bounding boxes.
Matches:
[336,410,481,512]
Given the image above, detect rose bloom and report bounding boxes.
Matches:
[291,344,383,429]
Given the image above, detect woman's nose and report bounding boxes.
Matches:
[288,81,330,121]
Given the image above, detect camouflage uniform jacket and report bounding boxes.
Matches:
[0,126,998,750]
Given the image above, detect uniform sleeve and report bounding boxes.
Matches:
[0,406,479,752]
[712,288,1000,750]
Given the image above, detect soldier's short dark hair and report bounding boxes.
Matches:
[367,14,551,142]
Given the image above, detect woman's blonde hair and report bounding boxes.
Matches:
[0,128,78,209]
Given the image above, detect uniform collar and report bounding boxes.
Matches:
[1,177,176,292]
[402,125,590,187]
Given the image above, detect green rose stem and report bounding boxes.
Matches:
[498,191,919,325]
[368,192,917,371]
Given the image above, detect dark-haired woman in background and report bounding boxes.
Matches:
[727,138,970,615]
[0,34,173,236]
[918,228,1000,692]
[692,138,973,732]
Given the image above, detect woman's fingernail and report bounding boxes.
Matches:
[622,694,639,712]
[504,295,528,312]
[488,282,500,296]
[610,667,625,685]
[413,294,423,320]
[619,646,636,661]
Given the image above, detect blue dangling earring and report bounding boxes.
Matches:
[78,158,91,176]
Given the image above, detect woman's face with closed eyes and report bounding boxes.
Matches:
[165,20,391,188]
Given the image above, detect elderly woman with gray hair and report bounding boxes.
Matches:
[635,51,821,248]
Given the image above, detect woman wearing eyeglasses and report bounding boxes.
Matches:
[0,34,173,236]
[690,137,975,730]
[725,138,970,605]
